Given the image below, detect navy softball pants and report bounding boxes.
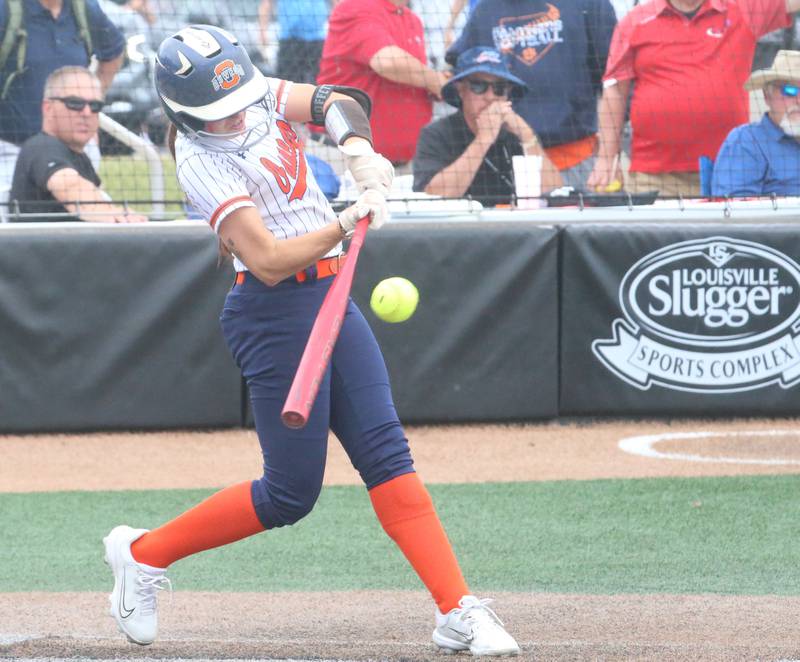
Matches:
[220,270,415,529]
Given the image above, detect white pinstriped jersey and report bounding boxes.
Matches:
[175,77,339,272]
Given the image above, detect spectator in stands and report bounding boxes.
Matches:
[9,67,147,223]
[98,0,154,46]
[125,0,155,26]
[258,0,331,84]
[589,0,800,198]
[0,0,125,191]
[443,0,480,49]
[413,47,561,206]
[317,0,448,166]
[712,50,800,197]
[413,0,458,70]
[752,16,798,71]
[447,1,617,192]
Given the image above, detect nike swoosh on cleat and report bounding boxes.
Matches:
[446,626,473,642]
[119,571,135,618]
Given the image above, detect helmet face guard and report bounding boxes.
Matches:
[155,25,272,151]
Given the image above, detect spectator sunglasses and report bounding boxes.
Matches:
[49,96,104,113]
[465,78,512,96]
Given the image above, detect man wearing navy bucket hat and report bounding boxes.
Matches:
[412,47,561,206]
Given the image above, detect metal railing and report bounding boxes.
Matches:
[98,112,165,218]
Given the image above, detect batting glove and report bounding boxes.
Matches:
[339,140,394,197]
[338,189,389,237]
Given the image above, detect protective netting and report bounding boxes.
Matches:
[1,0,799,223]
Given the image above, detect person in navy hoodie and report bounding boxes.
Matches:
[446,0,617,191]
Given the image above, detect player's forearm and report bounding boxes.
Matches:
[369,46,439,91]
[237,222,344,286]
[424,139,492,198]
[596,80,629,160]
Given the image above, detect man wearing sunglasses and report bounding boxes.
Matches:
[446,1,618,193]
[712,50,800,197]
[0,0,125,194]
[412,47,561,206]
[9,66,147,222]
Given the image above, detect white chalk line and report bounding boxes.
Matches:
[619,429,800,465]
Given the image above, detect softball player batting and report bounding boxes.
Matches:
[102,24,519,657]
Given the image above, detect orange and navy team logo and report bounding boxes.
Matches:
[212,59,245,91]
[494,4,563,67]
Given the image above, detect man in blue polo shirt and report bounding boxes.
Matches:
[258,0,330,84]
[712,50,800,197]
[446,0,617,191]
[0,0,125,190]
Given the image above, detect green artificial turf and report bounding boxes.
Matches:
[1,476,799,595]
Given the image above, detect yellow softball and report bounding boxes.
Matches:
[370,277,419,323]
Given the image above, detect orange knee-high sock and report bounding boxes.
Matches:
[369,472,468,614]
[131,481,265,568]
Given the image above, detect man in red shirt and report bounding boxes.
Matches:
[317,0,447,165]
[588,0,799,197]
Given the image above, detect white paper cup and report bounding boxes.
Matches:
[512,154,543,209]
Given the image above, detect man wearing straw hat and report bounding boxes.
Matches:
[589,0,800,198]
[712,50,800,197]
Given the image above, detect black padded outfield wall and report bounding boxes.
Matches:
[350,223,560,422]
[560,224,800,416]
[10,219,800,431]
[0,224,241,432]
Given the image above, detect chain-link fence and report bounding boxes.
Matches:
[1,0,799,223]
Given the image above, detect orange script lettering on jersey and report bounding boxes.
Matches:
[260,120,308,202]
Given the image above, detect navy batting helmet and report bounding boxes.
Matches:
[155,25,268,136]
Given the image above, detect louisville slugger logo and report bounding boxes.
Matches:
[212,59,245,91]
[593,237,800,393]
[260,120,308,202]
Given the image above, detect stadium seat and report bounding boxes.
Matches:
[699,156,714,197]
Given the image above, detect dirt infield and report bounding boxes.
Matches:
[2,418,800,660]
[3,591,800,661]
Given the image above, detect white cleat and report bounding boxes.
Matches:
[103,525,171,645]
[433,595,520,657]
